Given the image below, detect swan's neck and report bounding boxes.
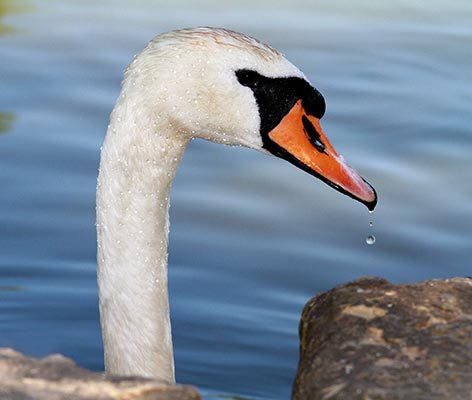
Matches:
[96,95,189,382]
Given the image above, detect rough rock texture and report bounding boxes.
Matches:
[293,277,472,400]
[0,348,200,400]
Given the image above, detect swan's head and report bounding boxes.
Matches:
[127,27,377,210]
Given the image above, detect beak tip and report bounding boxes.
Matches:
[361,179,378,211]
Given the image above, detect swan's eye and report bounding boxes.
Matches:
[235,69,263,89]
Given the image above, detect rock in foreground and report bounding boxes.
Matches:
[0,348,200,400]
[293,277,472,400]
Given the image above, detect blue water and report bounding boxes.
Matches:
[1,1,471,398]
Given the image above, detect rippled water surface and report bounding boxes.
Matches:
[1,1,471,398]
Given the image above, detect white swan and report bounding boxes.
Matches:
[96,27,377,383]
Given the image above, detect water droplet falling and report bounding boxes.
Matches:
[366,235,376,245]
[366,210,376,245]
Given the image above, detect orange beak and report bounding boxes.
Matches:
[267,100,377,210]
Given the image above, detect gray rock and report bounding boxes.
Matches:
[293,277,472,400]
[0,348,200,400]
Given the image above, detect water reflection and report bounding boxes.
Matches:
[0,1,18,135]
[0,112,14,134]
[0,285,24,292]
[0,0,16,34]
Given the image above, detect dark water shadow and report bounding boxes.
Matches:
[215,395,257,400]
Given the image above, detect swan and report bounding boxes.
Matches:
[96,27,377,384]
